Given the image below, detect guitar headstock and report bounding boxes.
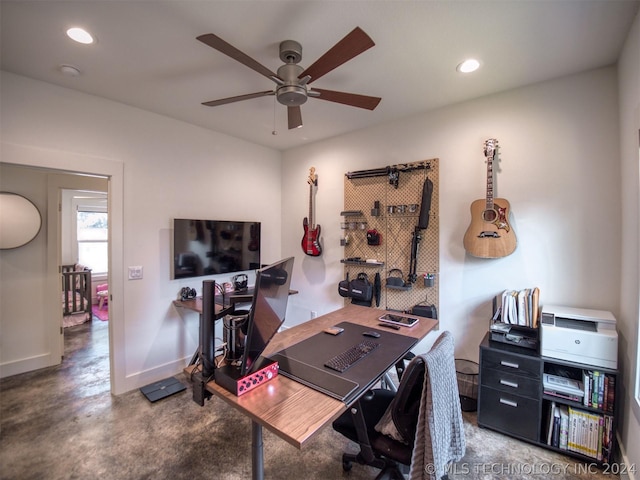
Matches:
[484,138,498,160]
[307,167,317,186]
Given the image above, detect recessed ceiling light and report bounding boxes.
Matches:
[66,27,94,45]
[59,64,81,77]
[457,59,480,73]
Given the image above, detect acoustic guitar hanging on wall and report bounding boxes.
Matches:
[463,138,517,258]
[302,167,322,256]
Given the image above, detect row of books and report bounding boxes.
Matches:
[583,370,616,413]
[543,371,616,414]
[495,288,540,327]
[546,402,614,463]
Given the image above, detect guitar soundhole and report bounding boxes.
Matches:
[482,209,497,222]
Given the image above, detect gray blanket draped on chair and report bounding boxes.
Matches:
[410,331,466,480]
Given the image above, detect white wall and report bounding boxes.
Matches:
[0,165,51,372]
[0,72,283,394]
[282,67,622,362]
[617,9,640,478]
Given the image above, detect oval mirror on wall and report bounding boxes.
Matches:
[0,192,43,249]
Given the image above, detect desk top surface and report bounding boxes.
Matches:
[203,304,438,449]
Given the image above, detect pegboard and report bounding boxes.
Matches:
[341,159,439,314]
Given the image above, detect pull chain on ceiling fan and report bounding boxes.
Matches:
[197,27,382,129]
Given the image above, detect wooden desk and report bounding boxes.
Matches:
[194,304,438,480]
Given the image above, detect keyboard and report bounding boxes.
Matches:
[324,340,380,373]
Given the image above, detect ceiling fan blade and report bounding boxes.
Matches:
[202,90,274,107]
[300,27,375,83]
[288,106,303,129]
[311,88,381,110]
[197,34,279,81]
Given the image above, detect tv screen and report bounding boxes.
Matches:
[172,219,261,279]
[241,256,295,375]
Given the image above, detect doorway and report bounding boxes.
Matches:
[60,189,109,365]
[2,143,124,394]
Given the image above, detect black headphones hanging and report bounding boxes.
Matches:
[232,273,248,291]
[180,287,197,301]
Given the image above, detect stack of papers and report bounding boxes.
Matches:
[496,288,540,327]
[543,373,584,397]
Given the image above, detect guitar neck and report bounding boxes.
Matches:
[308,183,314,228]
[486,154,494,210]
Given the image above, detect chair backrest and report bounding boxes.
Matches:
[391,355,426,444]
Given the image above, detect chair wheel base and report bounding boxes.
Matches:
[341,451,405,479]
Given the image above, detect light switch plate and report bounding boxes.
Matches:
[128,266,143,280]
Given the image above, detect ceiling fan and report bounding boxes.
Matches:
[197,27,382,129]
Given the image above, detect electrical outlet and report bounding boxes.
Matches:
[128,266,143,280]
[311,311,318,319]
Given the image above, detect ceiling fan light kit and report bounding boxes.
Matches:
[198,27,381,130]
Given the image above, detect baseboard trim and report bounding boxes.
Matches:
[616,432,635,480]
[0,353,55,379]
[121,356,192,394]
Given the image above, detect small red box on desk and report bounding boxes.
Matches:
[214,360,279,396]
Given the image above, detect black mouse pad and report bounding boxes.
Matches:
[270,321,417,404]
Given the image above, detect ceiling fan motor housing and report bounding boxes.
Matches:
[276,63,308,106]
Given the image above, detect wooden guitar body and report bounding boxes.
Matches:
[463,138,516,258]
[463,197,516,258]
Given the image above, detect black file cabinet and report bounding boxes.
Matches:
[478,332,619,464]
[477,333,541,442]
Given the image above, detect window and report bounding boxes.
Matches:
[77,210,108,274]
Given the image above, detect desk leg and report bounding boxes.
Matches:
[251,421,264,480]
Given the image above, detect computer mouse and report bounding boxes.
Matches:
[362,331,381,338]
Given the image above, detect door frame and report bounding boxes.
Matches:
[3,142,125,395]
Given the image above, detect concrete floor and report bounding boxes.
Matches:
[0,318,619,479]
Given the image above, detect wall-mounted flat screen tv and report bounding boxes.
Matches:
[172,219,261,280]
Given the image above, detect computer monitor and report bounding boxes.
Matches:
[240,256,295,376]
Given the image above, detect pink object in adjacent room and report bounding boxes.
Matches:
[96,283,108,310]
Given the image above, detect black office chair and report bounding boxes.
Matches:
[332,331,464,480]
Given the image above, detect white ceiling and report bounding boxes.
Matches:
[2,1,638,151]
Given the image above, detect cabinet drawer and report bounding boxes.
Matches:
[478,385,540,441]
[481,348,540,378]
[481,367,540,399]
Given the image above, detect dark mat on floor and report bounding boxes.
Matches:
[140,377,186,403]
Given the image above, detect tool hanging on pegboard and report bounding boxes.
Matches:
[407,177,433,284]
[346,160,431,188]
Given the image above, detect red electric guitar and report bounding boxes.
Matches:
[302,167,322,256]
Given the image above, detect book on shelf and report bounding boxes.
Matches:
[564,406,613,463]
[558,405,569,450]
[544,389,583,402]
[546,401,556,446]
[582,369,615,413]
[547,403,569,450]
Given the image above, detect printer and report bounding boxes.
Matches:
[540,305,617,369]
